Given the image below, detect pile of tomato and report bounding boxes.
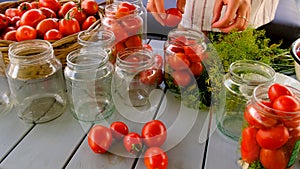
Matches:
[0,0,99,41]
[87,119,168,169]
[241,83,300,169]
[164,35,206,88]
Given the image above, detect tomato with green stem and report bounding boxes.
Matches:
[18,2,32,16]
[58,1,76,18]
[68,7,87,25]
[59,14,80,36]
[123,132,143,154]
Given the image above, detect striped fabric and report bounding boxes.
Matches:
[179,0,279,31]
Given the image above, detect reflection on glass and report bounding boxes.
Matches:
[0,52,12,117]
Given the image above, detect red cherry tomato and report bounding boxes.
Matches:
[10,16,20,26]
[3,30,17,41]
[19,9,46,28]
[115,6,131,19]
[140,68,163,85]
[123,132,143,154]
[110,121,129,140]
[164,8,182,27]
[18,2,32,16]
[81,15,97,31]
[0,14,9,31]
[81,0,99,16]
[268,83,294,103]
[256,125,289,150]
[260,148,288,169]
[273,95,300,113]
[58,1,77,18]
[68,7,87,25]
[5,8,20,18]
[39,0,61,13]
[141,120,167,147]
[167,52,190,70]
[243,103,277,128]
[87,125,112,154]
[144,147,168,169]
[58,18,80,37]
[16,25,37,41]
[172,70,191,87]
[39,7,57,18]
[189,62,204,76]
[118,1,136,11]
[44,29,63,40]
[240,127,260,163]
[36,18,58,38]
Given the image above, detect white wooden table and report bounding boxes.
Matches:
[1,39,299,169]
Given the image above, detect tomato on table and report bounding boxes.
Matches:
[256,125,289,150]
[141,120,167,147]
[260,148,288,169]
[123,132,143,154]
[144,147,168,169]
[240,127,260,163]
[110,121,129,140]
[87,125,113,154]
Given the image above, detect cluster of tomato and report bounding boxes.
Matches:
[0,0,99,41]
[164,35,205,88]
[87,119,168,169]
[102,1,144,61]
[241,83,300,169]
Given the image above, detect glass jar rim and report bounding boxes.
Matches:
[77,29,115,47]
[252,83,300,118]
[229,60,275,86]
[8,40,53,64]
[105,2,139,15]
[66,49,109,70]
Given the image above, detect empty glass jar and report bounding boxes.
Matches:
[64,49,114,122]
[218,60,275,141]
[6,40,67,123]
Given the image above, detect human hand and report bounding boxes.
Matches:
[212,0,251,33]
[147,0,186,26]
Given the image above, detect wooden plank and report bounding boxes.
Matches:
[0,107,86,169]
[134,91,209,169]
[0,107,33,162]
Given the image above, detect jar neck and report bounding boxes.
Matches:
[8,40,53,64]
[229,60,275,86]
[167,28,206,46]
[105,2,139,18]
[67,49,109,71]
[116,48,154,71]
[77,29,115,48]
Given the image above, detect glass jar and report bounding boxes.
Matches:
[238,84,300,169]
[164,28,208,103]
[218,60,275,141]
[114,0,147,42]
[0,52,12,117]
[64,49,114,122]
[112,47,157,107]
[102,1,143,62]
[6,40,67,123]
[77,29,116,63]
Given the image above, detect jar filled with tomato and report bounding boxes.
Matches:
[164,28,208,103]
[77,29,116,64]
[112,47,160,108]
[101,1,143,63]
[64,49,115,122]
[6,40,67,123]
[238,83,300,169]
[218,60,275,141]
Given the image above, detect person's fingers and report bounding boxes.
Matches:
[218,11,249,33]
[212,0,239,28]
[177,0,186,14]
[212,0,224,24]
[147,0,166,26]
